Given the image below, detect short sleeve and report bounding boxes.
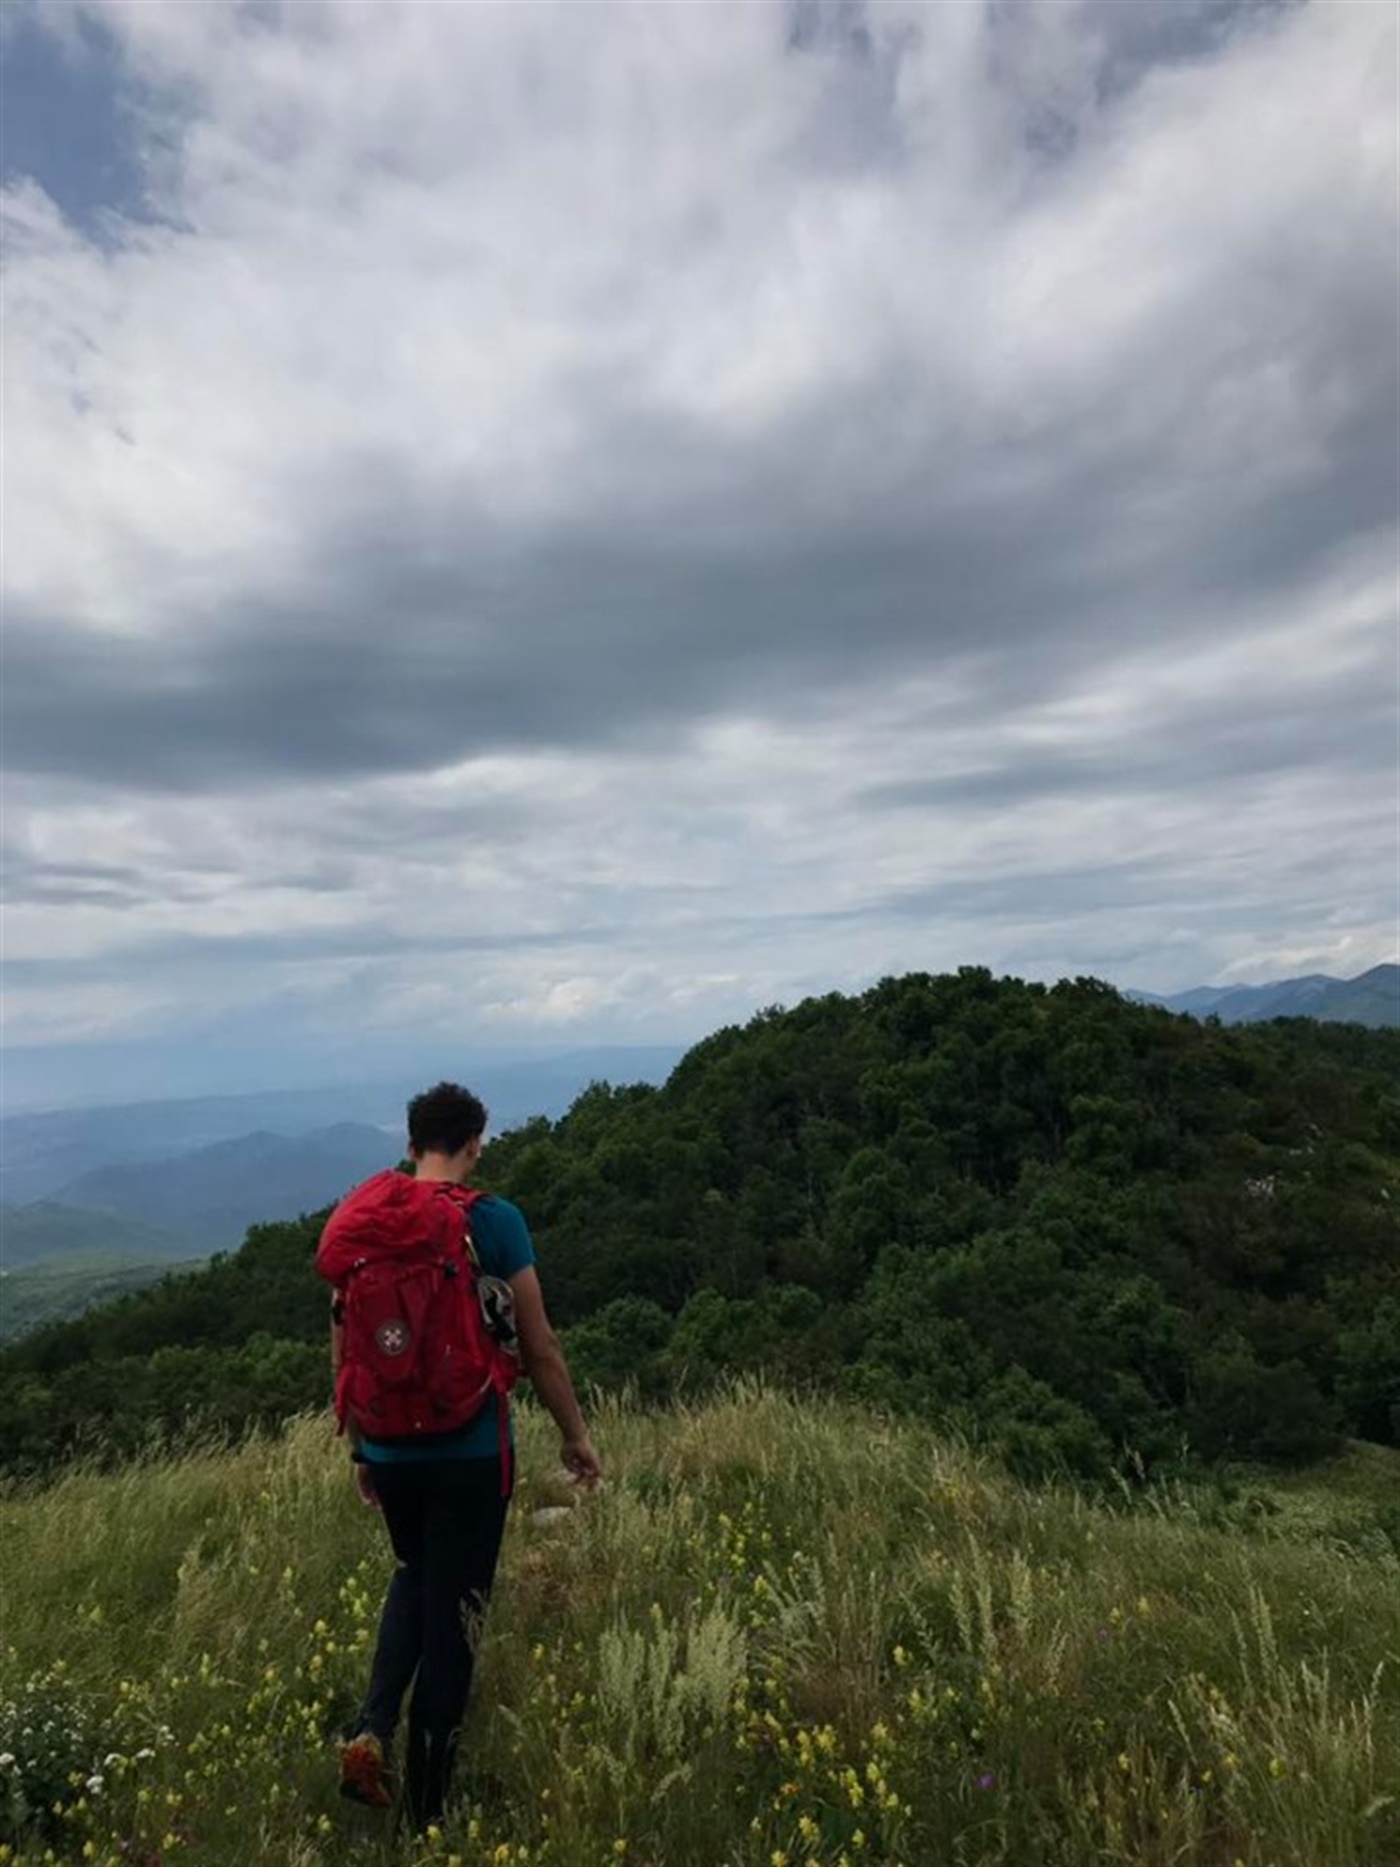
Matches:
[472,1196,536,1281]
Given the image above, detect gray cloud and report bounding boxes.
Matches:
[862,654,1399,813]
[1,0,1395,1099]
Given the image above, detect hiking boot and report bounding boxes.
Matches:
[339,1732,393,1809]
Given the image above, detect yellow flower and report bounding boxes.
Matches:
[1269,1758,1286,1779]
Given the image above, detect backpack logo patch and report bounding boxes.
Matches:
[375,1319,411,1357]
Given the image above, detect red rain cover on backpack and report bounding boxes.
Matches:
[316,1170,518,1449]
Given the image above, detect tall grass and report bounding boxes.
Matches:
[1,1385,1396,1866]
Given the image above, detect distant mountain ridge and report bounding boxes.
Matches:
[0,1044,684,1208]
[1133,962,1397,1028]
[43,1122,398,1251]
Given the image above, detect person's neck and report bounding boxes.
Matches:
[413,1154,472,1185]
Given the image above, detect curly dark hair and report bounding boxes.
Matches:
[406,1081,489,1157]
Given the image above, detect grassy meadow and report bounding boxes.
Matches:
[1,1386,1396,1867]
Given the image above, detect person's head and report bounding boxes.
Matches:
[406,1081,488,1169]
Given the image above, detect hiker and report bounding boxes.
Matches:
[317,1080,601,1830]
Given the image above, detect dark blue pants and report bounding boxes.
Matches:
[358,1457,512,1827]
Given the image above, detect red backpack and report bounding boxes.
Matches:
[316,1171,519,1482]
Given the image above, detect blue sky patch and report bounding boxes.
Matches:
[2,10,153,234]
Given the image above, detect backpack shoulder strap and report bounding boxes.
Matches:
[433,1183,486,1266]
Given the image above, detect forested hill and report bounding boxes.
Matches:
[3,970,1397,1478]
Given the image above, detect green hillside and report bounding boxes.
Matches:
[0,1392,1396,1867]
[0,1255,203,1344]
[0,1200,192,1268]
[2,970,1397,1478]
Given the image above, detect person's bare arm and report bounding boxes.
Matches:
[509,1266,601,1485]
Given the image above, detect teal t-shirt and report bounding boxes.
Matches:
[361,1193,535,1463]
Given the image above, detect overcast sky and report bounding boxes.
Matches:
[2,0,1397,1110]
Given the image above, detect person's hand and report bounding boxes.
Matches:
[560,1433,601,1489]
[354,1463,381,1510]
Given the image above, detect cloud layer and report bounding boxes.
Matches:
[3,0,1396,1103]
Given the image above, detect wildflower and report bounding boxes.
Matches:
[1269,1758,1286,1779]
[975,1772,997,1791]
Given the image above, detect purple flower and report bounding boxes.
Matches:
[975,1772,998,1792]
